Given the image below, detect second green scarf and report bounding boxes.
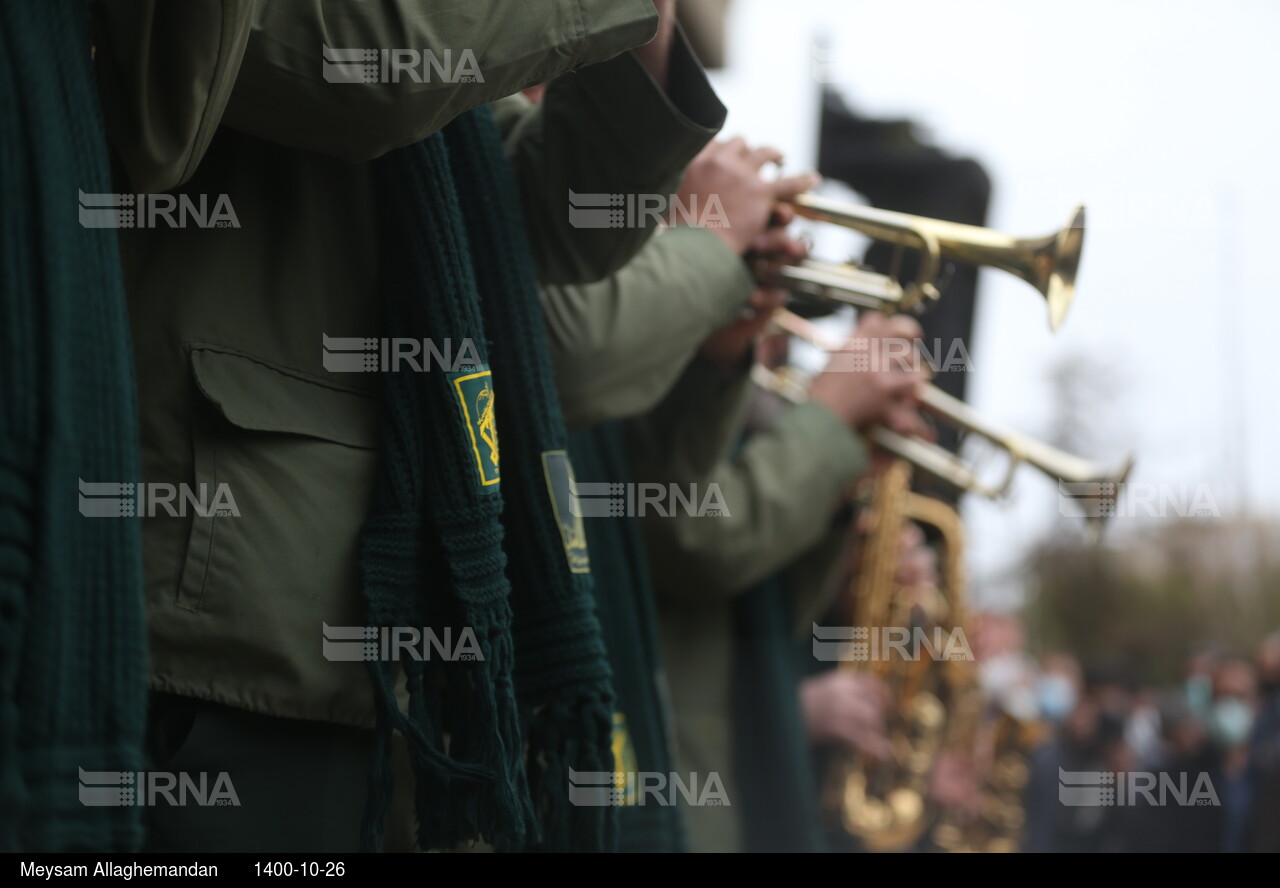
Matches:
[568,422,689,852]
[359,107,616,853]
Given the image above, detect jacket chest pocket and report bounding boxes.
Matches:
[178,347,380,628]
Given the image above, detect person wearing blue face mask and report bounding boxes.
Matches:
[1211,695,1256,749]
[1184,647,1220,722]
[1035,654,1082,724]
[1129,695,1217,852]
[1209,657,1260,853]
[1249,634,1280,851]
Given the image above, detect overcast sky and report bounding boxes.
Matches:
[708,0,1280,607]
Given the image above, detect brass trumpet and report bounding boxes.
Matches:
[756,309,1135,537]
[780,195,1086,331]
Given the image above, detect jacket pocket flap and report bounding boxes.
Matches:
[190,347,378,450]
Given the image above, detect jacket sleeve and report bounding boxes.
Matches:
[93,0,660,190]
[219,0,661,163]
[495,26,727,283]
[624,352,756,487]
[92,0,257,193]
[784,519,854,637]
[632,399,870,601]
[541,227,754,431]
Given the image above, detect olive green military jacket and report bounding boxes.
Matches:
[541,226,756,431]
[93,0,726,729]
[628,390,870,851]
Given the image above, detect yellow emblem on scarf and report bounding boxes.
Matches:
[611,712,639,806]
[540,450,590,574]
[453,370,500,487]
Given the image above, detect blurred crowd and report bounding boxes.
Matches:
[986,633,1280,852]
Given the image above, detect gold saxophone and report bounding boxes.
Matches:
[930,674,1048,853]
[822,460,972,851]
[821,460,1042,852]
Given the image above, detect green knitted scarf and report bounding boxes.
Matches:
[360,107,616,853]
[0,0,148,851]
[568,422,689,852]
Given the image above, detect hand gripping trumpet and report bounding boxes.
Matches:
[754,309,1134,539]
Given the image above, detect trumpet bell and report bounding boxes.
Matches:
[789,195,1086,331]
[1076,452,1136,543]
[1026,205,1085,333]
